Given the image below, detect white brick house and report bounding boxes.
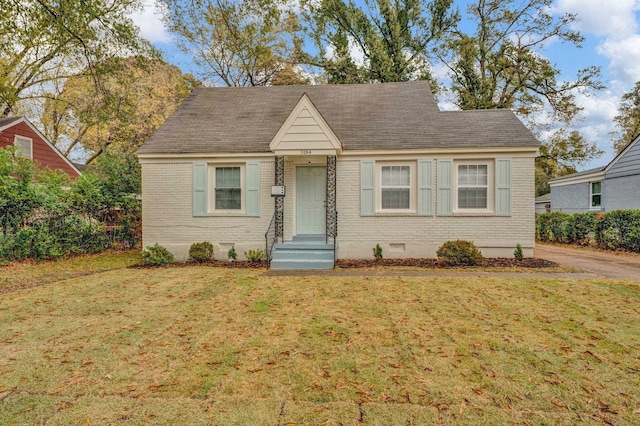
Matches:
[138,82,539,268]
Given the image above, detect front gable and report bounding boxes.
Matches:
[0,117,81,177]
[269,94,343,156]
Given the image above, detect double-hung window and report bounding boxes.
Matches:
[591,181,602,208]
[14,136,32,159]
[214,166,242,210]
[456,163,491,212]
[380,164,412,210]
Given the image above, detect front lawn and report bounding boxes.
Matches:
[1,262,639,424]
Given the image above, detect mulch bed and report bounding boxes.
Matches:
[133,258,557,269]
[336,257,558,269]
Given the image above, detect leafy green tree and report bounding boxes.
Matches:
[612,81,640,153]
[41,57,199,163]
[301,0,458,84]
[0,0,153,117]
[160,0,301,86]
[535,129,603,195]
[439,0,603,126]
[0,148,39,235]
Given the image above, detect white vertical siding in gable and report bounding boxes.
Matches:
[278,106,332,145]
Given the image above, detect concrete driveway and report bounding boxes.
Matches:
[535,243,640,280]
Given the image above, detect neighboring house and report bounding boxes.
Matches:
[138,82,539,268]
[0,116,81,178]
[549,135,640,213]
[535,193,551,213]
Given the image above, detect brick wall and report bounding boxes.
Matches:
[141,160,275,260]
[335,156,535,258]
[141,154,536,260]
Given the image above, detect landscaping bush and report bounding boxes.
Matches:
[537,210,640,253]
[244,248,266,262]
[595,210,640,251]
[228,247,238,261]
[436,240,483,266]
[514,243,523,261]
[372,243,383,260]
[141,243,175,266]
[0,147,141,262]
[189,241,214,262]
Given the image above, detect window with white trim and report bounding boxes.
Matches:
[591,181,602,208]
[455,162,493,212]
[14,136,32,159]
[213,166,242,210]
[379,163,414,211]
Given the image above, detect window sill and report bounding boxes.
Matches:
[453,211,496,217]
[206,210,246,217]
[375,210,417,217]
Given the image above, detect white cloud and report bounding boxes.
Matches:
[555,0,639,37]
[551,1,640,168]
[130,0,171,43]
[598,35,640,86]
[555,0,640,87]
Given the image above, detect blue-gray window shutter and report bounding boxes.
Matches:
[437,159,453,216]
[495,158,512,216]
[245,162,261,217]
[417,159,433,216]
[193,162,207,216]
[360,160,375,216]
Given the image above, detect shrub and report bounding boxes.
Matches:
[514,243,523,261]
[436,240,483,266]
[228,247,238,261]
[372,243,383,260]
[141,243,174,266]
[189,241,214,262]
[244,248,266,262]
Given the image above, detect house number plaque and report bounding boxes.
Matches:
[271,185,286,196]
[300,149,312,155]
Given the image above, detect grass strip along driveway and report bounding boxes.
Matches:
[1,259,639,424]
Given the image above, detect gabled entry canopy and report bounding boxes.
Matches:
[269,94,343,156]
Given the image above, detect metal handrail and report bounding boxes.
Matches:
[265,212,277,267]
[333,211,338,266]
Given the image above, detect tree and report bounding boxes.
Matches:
[271,63,311,86]
[300,0,458,84]
[41,57,199,164]
[0,0,153,117]
[160,0,301,86]
[436,1,604,195]
[612,81,640,153]
[535,129,603,195]
[439,0,603,127]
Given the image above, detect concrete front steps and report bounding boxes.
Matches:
[270,235,335,270]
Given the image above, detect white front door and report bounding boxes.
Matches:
[296,166,326,235]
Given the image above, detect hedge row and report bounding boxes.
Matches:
[1,148,141,262]
[536,210,640,252]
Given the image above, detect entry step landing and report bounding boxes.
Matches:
[270,235,334,270]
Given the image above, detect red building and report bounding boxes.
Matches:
[0,117,81,178]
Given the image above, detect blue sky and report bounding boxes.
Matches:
[131,0,640,171]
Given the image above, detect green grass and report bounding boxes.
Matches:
[1,259,639,424]
[0,250,141,294]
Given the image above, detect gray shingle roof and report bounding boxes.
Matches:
[548,166,606,184]
[0,117,22,129]
[138,81,539,155]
